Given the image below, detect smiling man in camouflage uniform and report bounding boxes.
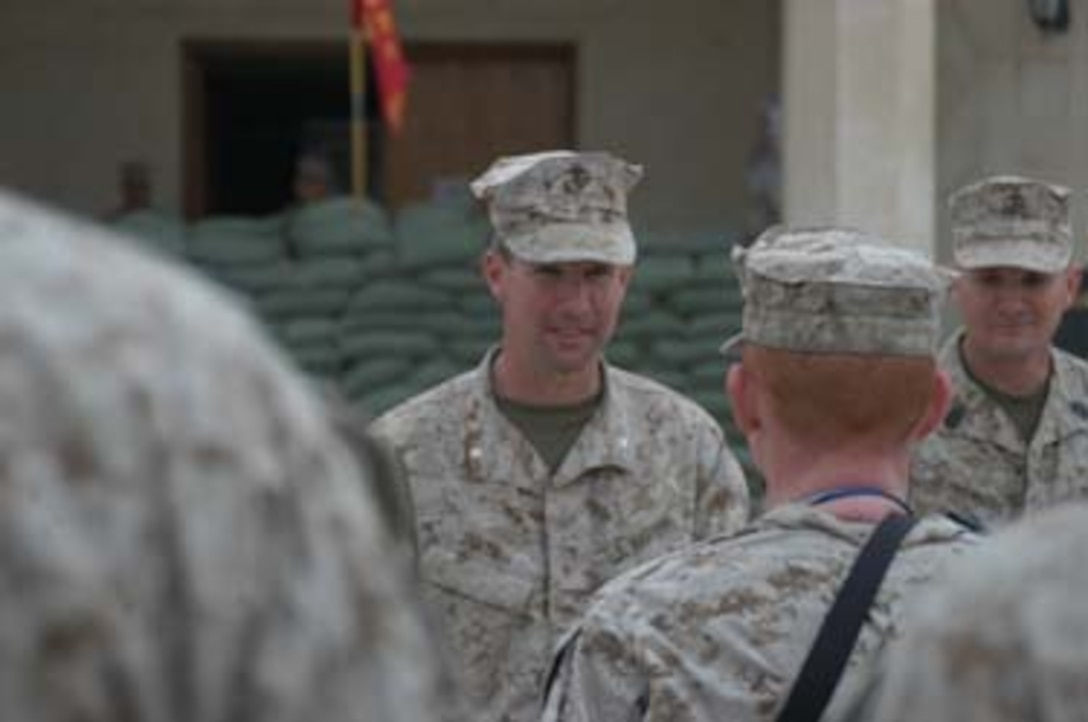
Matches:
[542,226,978,722]
[0,190,445,722]
[369,150,750,722]
[910,176,1088,528]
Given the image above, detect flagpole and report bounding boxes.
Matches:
[349,18,367,200]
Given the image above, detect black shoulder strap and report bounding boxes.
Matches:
[774,512,917,722]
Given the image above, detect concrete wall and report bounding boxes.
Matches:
[938,0,1088,260]
[0,0,779,232]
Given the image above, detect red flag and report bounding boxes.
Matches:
[352,0,410,135]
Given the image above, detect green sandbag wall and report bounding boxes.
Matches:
[109,200,751,472]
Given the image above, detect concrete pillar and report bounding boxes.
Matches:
[783,0,936,257]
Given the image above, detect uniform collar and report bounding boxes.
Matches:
[759,503,972,546]
[940,330,1088,450]
[465,347,637,488]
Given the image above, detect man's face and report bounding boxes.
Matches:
[953,265,1081,362]
[484,250,632,377]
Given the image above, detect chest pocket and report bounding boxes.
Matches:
[421,545,536,616]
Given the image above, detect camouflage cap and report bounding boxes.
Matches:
[723,226,949,357]
[950,175,1072,272]
[470,150,643,265]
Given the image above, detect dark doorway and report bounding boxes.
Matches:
[183,41,575,218]
[183,42,381,218]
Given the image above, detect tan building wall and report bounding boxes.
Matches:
[938,0,1088,260]
[0,0,779,233]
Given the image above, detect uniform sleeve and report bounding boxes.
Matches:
[541,620,648,722]
[906,437,950,517]
[693,422,751,539]
[326,392,420,558]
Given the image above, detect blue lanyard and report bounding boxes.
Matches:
[805,486,913,516]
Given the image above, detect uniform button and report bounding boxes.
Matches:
[618,436,629,449]
[469,446,483,461]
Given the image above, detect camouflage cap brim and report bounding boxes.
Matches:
[954,237,1072,273]
[504,222,637,265]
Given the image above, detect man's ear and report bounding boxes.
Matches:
[1061,266,1083,311]
[482,249,505,301]
[948,273,964,307]
[726,363,760,437]
[912,368,953,441]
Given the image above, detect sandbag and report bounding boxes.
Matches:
[342,357,414,396]
[340,330,441,361]
[647,337,722,368]
[292,257,367,289]
[630,254,695,295]
[408,358,462,389]
[111,209,187,256]
[457,292,498,316]
[447,338,491,366]
[420,266,487,293]
[188,216,284,266]
[347,279,452,314]
[340,310,433,335]
[276,318,338,346]
[210,262,294,294]
[615,309,684,341]
[283,197,394,256]
[255,288,351,319]
[665,286,743,317]
[395,202,489,269]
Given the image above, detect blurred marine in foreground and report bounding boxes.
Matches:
[0,190,445,722]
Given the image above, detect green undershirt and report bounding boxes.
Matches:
[495,392,602,473]
[963,350,1050,444]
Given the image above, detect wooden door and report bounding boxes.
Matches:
[385,43,575,208]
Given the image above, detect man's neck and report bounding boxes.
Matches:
[491,350,603,406]
[761,447,912,523]
[960,336,1052,397]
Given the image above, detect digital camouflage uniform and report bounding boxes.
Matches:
[542,505,977,722]
[910,331,1088,527]
[841,502,1088,721]
[369,351,749,722]
[910,176,1088,528]
[0,190,445,722]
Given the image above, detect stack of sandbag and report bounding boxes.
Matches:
[186,214,286,318]
[109,209,187,257]
[613,229,747,462]
[164,197,750,471]
[339,199,496,416]
[398,199,497,367]
[268,197,396,380]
